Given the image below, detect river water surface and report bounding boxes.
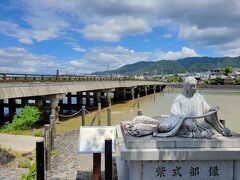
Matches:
[110,88,240,133]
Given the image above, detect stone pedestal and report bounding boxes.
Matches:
[116,125,240,180]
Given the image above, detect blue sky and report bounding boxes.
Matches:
[0,0,240,74]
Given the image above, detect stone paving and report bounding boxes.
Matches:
[48,130,106,180]
[0,168,29,180]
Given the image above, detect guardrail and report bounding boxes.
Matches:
[0,73,164,82]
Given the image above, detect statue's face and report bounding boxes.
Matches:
[186,80,197,97]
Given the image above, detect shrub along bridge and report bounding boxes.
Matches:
[0,73,166,125]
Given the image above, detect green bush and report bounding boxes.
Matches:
[33,129,42,137]
[210,76,224,85]
[21,161,36,180]
[167,75,183,83]
[6,106,41,130]
[234,79,240,85]
[204,80,209,84]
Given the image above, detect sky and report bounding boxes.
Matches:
[0,0,240,74]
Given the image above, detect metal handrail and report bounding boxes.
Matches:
[0,73,164,82]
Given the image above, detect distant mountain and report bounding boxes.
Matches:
[93,56,240,75]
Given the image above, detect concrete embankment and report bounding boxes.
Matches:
[168,84,240,91]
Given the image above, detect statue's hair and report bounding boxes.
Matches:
[182,76,197,96]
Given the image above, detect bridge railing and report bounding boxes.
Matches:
[0,73,160,82]
[0,73,133,82]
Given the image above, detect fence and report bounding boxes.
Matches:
[0,73,164,82]
[36,93,146,179]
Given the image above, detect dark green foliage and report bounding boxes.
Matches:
[93,56,240,75]
[204,80,209,84]
[223,67,233,76]
[167,75,183,83]
[210,77,224,85]
[21,161,36,180]
[234,79,240,85]
[6,106,41,130]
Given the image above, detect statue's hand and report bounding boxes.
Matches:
[221,127,232,137]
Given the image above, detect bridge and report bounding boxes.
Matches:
[0,73,167,124]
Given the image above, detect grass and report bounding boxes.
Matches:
[0,128,43,137]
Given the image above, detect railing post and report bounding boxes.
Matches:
[105,138,112,180]
[93,153,101,180]
[137,94,142,116]
[3,74,6,80]
[82,106,85,126]
[107,107,111,126]
[97,103,101,126]
[36,140,45,180]
[44,124,51,172]
[50,115,56,149]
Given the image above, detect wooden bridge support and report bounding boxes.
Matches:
[144,86,148,96]
[49,94,65,123]
[0,100,4,123]
[67,93,72,113]
[131,87,135,100]
[22,98,28,107]
[8,98,15,122]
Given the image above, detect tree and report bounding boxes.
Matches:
[223,67,233,76]
[6,106,41,130]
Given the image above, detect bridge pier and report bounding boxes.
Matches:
[67,93,72,113]
[131,87,135,100]
[96,91,101,105]
[106,89,114,107]
[22,98,28,107]
[50,94,65,123]
[0,100,4,124]
[144,86,148,96]
[9,98,15,122]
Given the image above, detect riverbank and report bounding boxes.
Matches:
[168,84,240,90]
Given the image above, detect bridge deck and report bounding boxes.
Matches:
[0,80,165,99]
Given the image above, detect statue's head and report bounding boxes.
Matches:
[182,76,197,97]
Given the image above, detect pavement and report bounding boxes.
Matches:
[0,133,43,154]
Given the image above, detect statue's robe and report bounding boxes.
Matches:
[126,92,218,138]
[167,92,216,138]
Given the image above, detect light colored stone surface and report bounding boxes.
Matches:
[116,156,129,180]
[116,124,240,180]
[0,168,29,180]
[234,160,240,180]
[142,160,233,180]
[78,126,116,153]
[116,125,240,161]
[0,133,43,154]
[119,124,240,149]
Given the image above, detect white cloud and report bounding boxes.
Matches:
[72,47,86,52]
[80,17,151,41]
[163,33,173,38]
[0,21,33,44]
[0,46,200,74]
[0,47,59,73]
[156,47,200,60]
[178,25,238,46]
[68,46,150,73]
[1,0,240,56]
[218,48,240,57]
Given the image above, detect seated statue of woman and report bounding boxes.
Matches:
[125,76,232,138]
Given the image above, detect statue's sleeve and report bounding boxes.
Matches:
[170,95,184,116]
[198,94,211,113]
